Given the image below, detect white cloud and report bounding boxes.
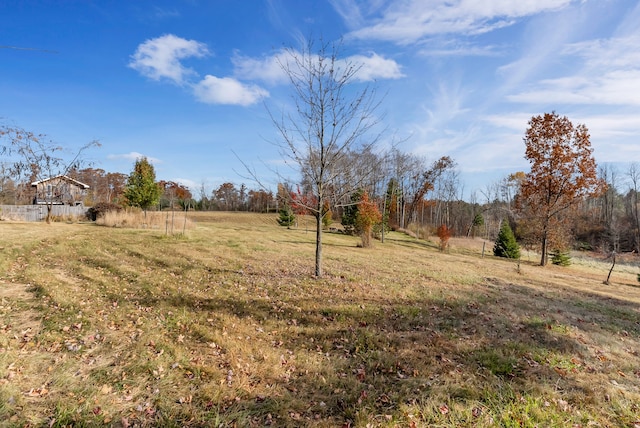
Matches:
[346,53,404,81]
[129,34,209,84]
[344,0,573,44]
[173,178,198,191]
[107,152,162,164]
[192,75,269,106]
[233,49,403,84]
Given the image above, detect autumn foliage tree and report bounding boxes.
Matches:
[518,112,604,266]
[436,224,452,252]
[355,191,381,247]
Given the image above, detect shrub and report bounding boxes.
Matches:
[494,219,520,259]
[436,224,451,252]
[86,202,123,221]
[356,191,382,248]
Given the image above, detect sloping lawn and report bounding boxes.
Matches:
[1,213,639,427]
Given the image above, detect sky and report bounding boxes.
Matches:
[2,0,640,199]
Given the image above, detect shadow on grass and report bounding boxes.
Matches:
[129,275,640,426]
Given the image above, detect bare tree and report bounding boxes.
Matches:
[1,126,99,223]
[627,162,640,253]
[403,156,455,228]
[271,39,383,277]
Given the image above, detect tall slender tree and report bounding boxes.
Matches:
[627,162,640,253]
[519,112,604,266]
[270,39,383,277]
[124,157,160,215]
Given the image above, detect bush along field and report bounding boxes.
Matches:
[0,212,639,427]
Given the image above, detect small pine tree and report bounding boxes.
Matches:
[471,213,484,238]
[550,249,571,266]
[494,219,520,259]
[341,189,363,235]
[277,205,295,228]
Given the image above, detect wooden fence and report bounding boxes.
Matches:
[0,205,88,222]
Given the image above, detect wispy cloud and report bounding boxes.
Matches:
[328,0,365,29]
[232,50,290,85]
[342,0,573,44]
[193,76,269,106]
[508,33,640,106]
[107,152,162,164]
[152,7,180,20]
[418,41,503,57]
[233,48,403,83]
[128,34,209,84]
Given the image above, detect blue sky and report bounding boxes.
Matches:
[2,0,639,198]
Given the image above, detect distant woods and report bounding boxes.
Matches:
[2,116,639,257]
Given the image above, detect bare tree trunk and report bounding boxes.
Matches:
[604,252,616,285]
[315,213,323,277]
[630,163,640,253]
[540,227,549,266]
[381,196,386,243]
[46,203,52,224]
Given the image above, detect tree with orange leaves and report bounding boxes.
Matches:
[355,191,382,248]
[519,112,604,266]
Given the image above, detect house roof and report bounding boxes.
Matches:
[31,175,90,189]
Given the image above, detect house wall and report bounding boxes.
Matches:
[33,177,86,205]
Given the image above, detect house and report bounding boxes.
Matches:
[31,175,90,206]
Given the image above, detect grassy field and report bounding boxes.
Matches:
[1,212,639,427]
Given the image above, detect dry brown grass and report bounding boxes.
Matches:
[97,209,195,233]
[0,213,639,427]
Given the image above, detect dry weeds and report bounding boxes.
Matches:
[97,209,195,233]
[0,213,639,427]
